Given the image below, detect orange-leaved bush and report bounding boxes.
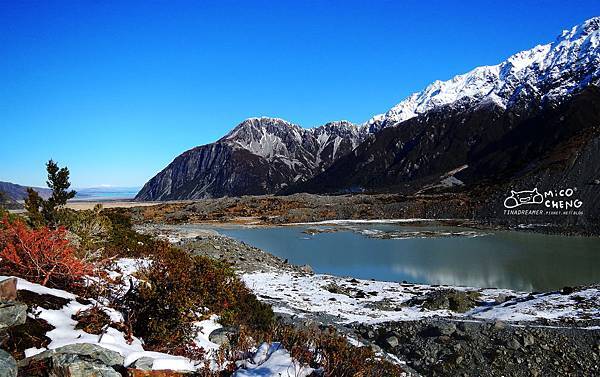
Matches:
[0,218,92,288]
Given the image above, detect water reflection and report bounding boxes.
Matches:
[215,225,600,292]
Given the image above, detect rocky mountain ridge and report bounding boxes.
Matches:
[365,17,600,128]
[0,181,52,200]
[135,117,370,200]
[136,17,600,201]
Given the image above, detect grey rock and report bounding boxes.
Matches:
[0,349,17,377]
[130,356,154,371]
[50,353,121,377]
[523,334,535,347]
[52,343,124,366]
[299,264,313,274]
[21,343,124,375]
[385,335,399,348]
[507,338,522,350]
[494,293,512,304]
[370,343,382,353]
[428,322,457,337]
[209,327,239,346]
[408,289,481,313]
[0,301,27,330]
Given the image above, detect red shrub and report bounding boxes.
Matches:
[0,218,92,288]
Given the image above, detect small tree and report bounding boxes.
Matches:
[0,191,9,218]
[24,188,45,227]
[0,191,8,209]
[45,160,76,208]
[25,160,76,227]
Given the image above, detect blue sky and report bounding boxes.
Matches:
[1,1,598,188]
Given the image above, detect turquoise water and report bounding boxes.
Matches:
[215,224,600,292]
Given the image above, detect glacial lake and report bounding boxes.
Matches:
[214,223,600,292]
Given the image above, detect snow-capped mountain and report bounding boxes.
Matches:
[136,117,367,200]
[367,17,600,128]
[137,17,600,201]
[220,117,365,171]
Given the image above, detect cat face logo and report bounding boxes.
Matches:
[503,188,544,209]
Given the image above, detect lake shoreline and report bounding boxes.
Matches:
[139,222,600,377]
[137,220,600,292]
[114,194,600,237]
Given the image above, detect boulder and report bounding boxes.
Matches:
[506,338,522,350]
[50,353,122,377]
[407,289,481,313]
[0,301,27,330]
[209,327,239,346]
[494,293,513,304]
[0,349,17,377]
[424,322,457,337]
[0,278,17,301]
[20,343,124,377]
[49,343,124,367]
[322,283,353,296]
[299,264,313,274]
[130,356,154,370]
[522,333,535,347]
[384,335,399,348]
[369,343,382,353]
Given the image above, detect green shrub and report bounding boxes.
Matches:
[121,245,274,357]
[0,210,22,224]
[58,205,112,262]
[102,208,158,258]
[25,160,76,228]
[272,325,405,377]
[73,306,113,335]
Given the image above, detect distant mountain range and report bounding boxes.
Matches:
[0,181,52,209]
[136,118,367,200]
[75,187,139,200]
[0,181,52,201]
[0,183,140,207]
[136,17,600,218]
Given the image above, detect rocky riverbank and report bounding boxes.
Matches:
[138,223,600,377]
[126,193,600,236]
[354,317,600,377]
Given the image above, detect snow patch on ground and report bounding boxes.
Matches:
[234,342,314,377]
[242,271,600,325]
[289,218,458,226]
[469,287,600,322]
[7,262,312,375]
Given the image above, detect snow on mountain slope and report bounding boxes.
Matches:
[136,117,368,200]
[222,117,305,160]
[137,17,600,200]
[368,17,600,127]
[219,18,600,158]
[220,117,367,173]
